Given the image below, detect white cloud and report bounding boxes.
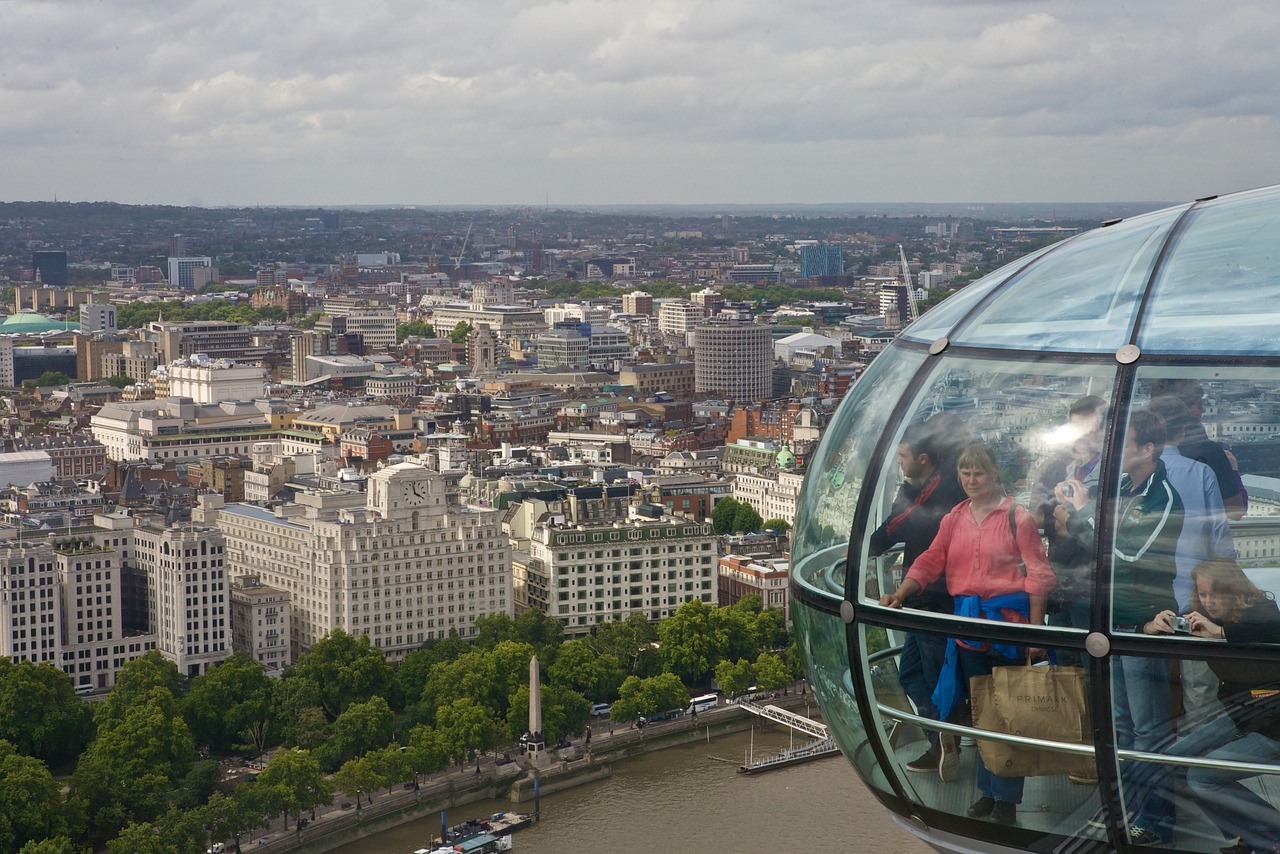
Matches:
[2,0,1279,204]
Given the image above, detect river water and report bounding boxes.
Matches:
[338,726,931,854]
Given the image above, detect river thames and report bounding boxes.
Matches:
[338,725,931,854]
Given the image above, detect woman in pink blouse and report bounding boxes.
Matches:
[880,443,1055,825]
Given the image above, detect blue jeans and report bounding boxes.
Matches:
[957,645,1024,805]
[1188,727,1280,851]
[1133,709,1239,836]
[1047,592,1090,668]
[1113,654,1175,837]
[899,632,947,752]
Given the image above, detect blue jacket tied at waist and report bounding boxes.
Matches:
[932,591,1031,721]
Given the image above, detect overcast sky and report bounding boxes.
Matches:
[5,0,1280,206]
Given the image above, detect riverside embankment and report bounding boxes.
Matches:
[252,693,820,854]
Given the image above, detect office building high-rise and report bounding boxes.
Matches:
[168,256,214,291]
[694,322,773,401]
[80,302,117,333]
[800,244,844,279]
[32,251,68,287]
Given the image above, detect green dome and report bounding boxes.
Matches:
[0,312,79,334]
[776,445,796,468]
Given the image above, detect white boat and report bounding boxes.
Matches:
[414,832,513,854]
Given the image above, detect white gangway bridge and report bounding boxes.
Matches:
[735,700,838,773]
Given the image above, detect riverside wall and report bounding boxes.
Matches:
[284,692,815,854]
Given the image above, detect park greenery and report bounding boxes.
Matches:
[114,300,288,331]
[710,497,765,534]
[0,598,794,853]
[395,320,436,343]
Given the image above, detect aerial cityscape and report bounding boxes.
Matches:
[0,197,1108,853]
[6,1,1280,853]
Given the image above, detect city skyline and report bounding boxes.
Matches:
[6,1,1280,207]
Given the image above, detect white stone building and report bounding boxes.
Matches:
[131,521,231,678]
[506,494,717,636]
[230,574,291,674]
[166,356,267,404]
[214,462,512,662]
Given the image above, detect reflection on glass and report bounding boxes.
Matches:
[1140,186,1280,354]
[945,207,1183,352]
[792,349,925,596]
[899,244,1058,343]
[793,606,866,774]
[867,625,1100,833]
[860,356,1117,619]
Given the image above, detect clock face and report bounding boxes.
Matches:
[401,479,429,506]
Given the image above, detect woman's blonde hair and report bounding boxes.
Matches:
[955,443,1000,478]
[1190,557,1269,623]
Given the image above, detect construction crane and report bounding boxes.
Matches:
[452,221,474,270]
[898,243,919,324]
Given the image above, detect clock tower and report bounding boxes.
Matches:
[368,462,448,519]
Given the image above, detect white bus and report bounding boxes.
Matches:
[687,693,718,714]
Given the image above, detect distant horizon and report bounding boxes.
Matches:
[0,197,1178,221]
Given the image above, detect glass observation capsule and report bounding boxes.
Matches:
[791,184,1280,853]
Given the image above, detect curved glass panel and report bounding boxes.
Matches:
[792,346,925,599]
[1139,186,1280,354]
[1106,648,1280,853]
[899,244,1059,343]
[865,622,1101,838]
[857,353,1117,629]
[792,603,867,773]
[948,206,1187,352]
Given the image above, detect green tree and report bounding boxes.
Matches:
[96,651,186,728]
[185,653,275,753]
[296,310,324,330]
[395,633,470,708]
[17,837,81,854]
[0,658,92,765]
[331,756,379,810]
[105,822,167,854]
[404,724,450,783]
[435,698,495,767]
[761,518,791,532]
[513,609,565,658]
[367,744,412,798]
[711,498,741,534]
[288,629,395,718]
[33,371,72,387]
[753,651,792,692]
[324,696,394,770]
[609,672,687,724]
[396,320,435,343]
[102,375,133,389]
[420,651,500,723]
[174,759,221,810]
[202,790,262,854]
[657,600,728,685]
[713,659,754,699]
[754,607,790,651]
[546,639,625,701]
[471,613,516,649]
[267,677,325,748]
[72,688,196,845]
[732,502,764,533]
[589,613,658,677]
[256,748,331,830]
[0,743,69,853]
[448,321,474,344]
